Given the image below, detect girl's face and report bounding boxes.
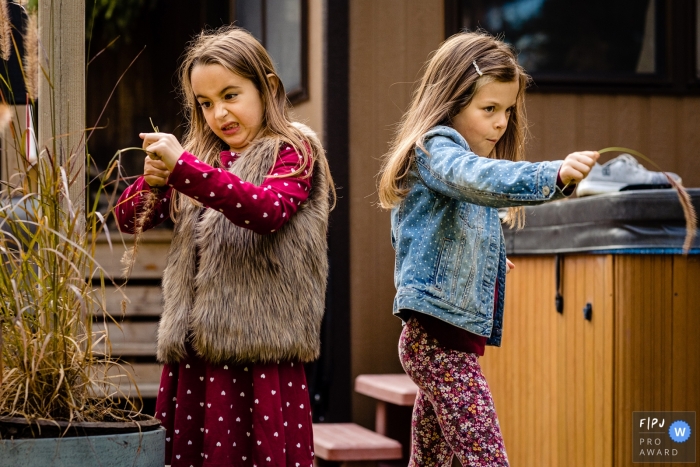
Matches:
[451,79,519,157]
[191,63,265,153]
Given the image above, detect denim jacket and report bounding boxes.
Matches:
[392,126,568,346]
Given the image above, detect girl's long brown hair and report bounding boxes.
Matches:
[377,31,530,227]
[172,25,334,218]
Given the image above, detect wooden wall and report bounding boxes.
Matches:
[525,94,700,188]
[348,0,444,428]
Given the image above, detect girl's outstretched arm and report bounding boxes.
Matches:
[416,131,593,208]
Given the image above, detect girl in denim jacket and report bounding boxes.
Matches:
[377,31,599,466]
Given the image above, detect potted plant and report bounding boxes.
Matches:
[0,1,164,465]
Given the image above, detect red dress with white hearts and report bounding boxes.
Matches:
[116,146,315,467]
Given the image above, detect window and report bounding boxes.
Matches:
[233,0,308,103]
[445,0,699,94]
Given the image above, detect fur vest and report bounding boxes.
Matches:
[157,123,329,364]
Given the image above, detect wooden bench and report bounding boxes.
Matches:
[312,423,402,465]
[354,374,418,436]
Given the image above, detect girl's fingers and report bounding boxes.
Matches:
[568,160,592,176]
[145,167,170,178]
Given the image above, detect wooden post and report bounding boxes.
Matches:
[38,0,85,220]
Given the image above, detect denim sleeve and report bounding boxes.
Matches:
[415,135,567,208]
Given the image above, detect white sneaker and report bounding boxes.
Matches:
[576,153,682,197]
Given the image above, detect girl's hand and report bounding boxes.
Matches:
[143,157,170,187]
[140,132,185,171]
[506,258,515,274]
[559,151,600,186]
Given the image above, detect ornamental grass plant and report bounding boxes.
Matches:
[0,1,151,432]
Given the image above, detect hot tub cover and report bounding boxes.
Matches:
[503,189,700,254]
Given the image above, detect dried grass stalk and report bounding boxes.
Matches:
[0,0,10,61]
[599,147,697,253]
[120,119,161,279]
[120,187,159,277]
[22,10,38,101]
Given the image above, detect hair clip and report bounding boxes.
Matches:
[473,60,483,77]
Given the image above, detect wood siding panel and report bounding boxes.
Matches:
[613,256,674,467]
[578,96,611,152]
[526,94,700,187]
[480,256,559,467]
[348,0,444,429]
[672,256,700,413]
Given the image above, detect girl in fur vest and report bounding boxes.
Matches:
[116,26,334,467]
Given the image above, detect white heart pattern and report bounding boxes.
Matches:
[252,194,258,199]
[203,173,208,178]
[210,192,215,197]
[263,213,268,217]
[236,203,241,208]
[227,184,233,189]
[185,179,190,184]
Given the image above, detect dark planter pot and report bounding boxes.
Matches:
[0,416,165,467]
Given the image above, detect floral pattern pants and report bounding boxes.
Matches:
[399,318,509,466]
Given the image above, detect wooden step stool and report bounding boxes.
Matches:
[355,374,418,435]
[312,423,402,466]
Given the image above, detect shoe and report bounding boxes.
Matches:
[576,153,682,197]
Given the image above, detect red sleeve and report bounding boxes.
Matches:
[115,177,174,234]
[165,145,312,234]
